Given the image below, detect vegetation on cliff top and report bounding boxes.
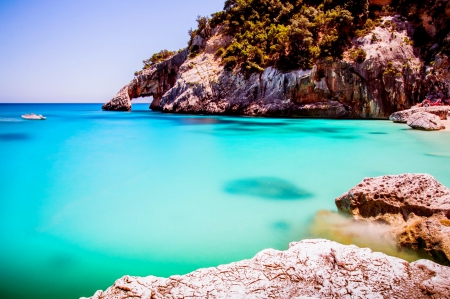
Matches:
[138,0,450,76]
[135,49,183,76]
[205,0,369,73]
[201,0,450,74]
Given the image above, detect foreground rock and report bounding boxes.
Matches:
[407,112,446,131]
[336,174,450,265]
[389,106,449,123]
[83,239,450,299]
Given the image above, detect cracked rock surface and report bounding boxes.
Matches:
[83,239,450,299]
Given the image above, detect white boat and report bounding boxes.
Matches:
[21,113,46,120]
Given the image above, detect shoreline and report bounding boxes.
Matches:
[85,173,450,298]
[443,119,450,132]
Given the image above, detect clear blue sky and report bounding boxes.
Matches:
[0,0,225,103]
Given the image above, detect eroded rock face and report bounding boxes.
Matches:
[407,112,446,130]
[103,16,439,118]
[102,50,188,111]
[370,0,392,5]
[389,106,449,123]
[157,16,423,118]
[82,239,450,299]
[336,174,450,264]
[161,62,351,117]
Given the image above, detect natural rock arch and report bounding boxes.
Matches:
[102,49,188,111]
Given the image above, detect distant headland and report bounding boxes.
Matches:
[103,0,450,119]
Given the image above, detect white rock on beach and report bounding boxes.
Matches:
[407,112,446,130]
[389,106,449,123]
[82,239,450,299]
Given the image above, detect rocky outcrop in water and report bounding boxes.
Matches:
[389,106,449,123]
[102,50,188,111]
[83,239,450,299]
[335,173,450,265]
[103,16,444,118]
[407,112,446,130]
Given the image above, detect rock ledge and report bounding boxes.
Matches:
[407,112,446,131]
[83,239,450,299]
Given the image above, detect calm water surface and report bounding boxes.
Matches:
[0,103,449,298]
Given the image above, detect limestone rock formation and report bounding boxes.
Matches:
[336,174,450,265]
[407,112,446,130]
[82,239,450,299]
[389,106,449,123]
[103,16,432,118]
[102,50,188,111]
[370,0,392,5]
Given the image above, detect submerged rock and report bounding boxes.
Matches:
[309,210,423,262]
[389,106,449,123]
[224,177,311,200]
[407,112,446,131]
[83,239,450,299]
[336,173,450,265]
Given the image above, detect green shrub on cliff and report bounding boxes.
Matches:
[134,49,178,76]
[142,50,177,70]
[180,0,450,74]
[190,0,371,74]
[349,48,367,63]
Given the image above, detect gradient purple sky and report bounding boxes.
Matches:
[0,0,224,103]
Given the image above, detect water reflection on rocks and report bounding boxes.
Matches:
[224,177,312,200]
[308,210,429,262]
[425,152,450,158]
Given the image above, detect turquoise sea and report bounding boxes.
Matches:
[0,103,449,299]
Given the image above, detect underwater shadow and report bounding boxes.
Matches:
[212,124,348,136]
[425,153,450,158]
[328,135,358,139]
[81,114,152,121]
[0,133,32,141]
[48,253,75,270]
[224,177,312,200]
[271,221,291,232]
[178,117,288,127]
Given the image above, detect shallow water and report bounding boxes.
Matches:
[0,103,449,299]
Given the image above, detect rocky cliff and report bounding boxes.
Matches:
[83,239,450,299]
[102,50,188,111]
[103,14,449,118]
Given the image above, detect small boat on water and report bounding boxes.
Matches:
[21,113,46,120]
